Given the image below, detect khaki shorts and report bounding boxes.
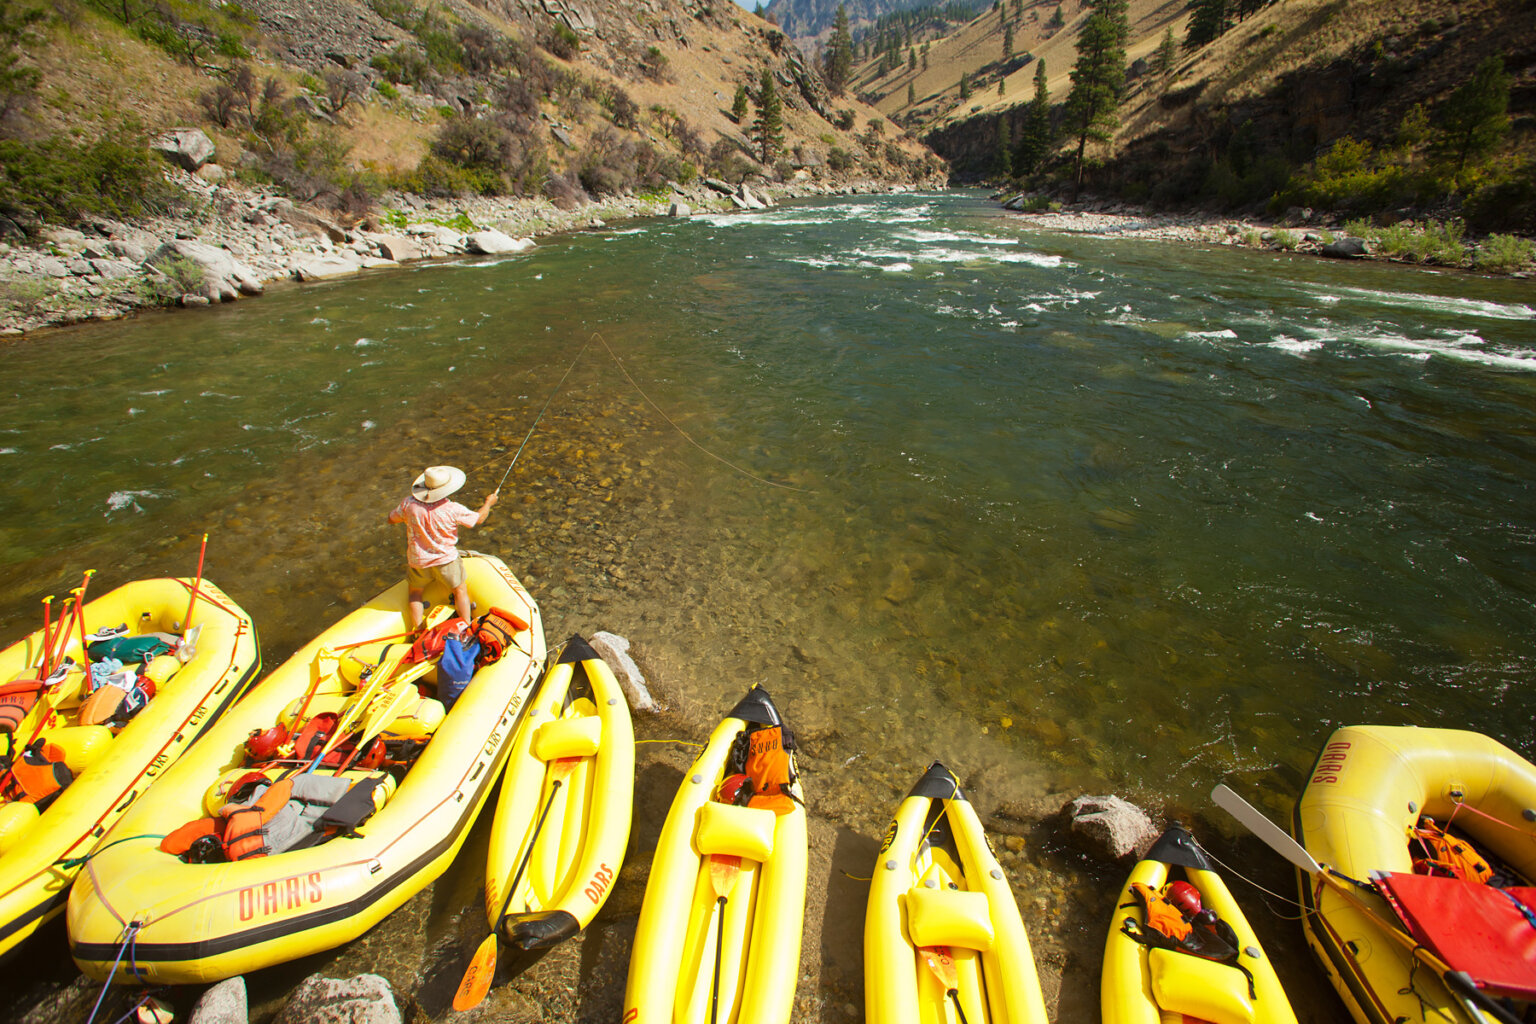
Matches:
[407,556,465,591]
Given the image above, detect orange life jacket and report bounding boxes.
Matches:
[1130,881,1193,943]
[739,725,799,813]
[1,741,72,806]
[221,777,296,861]
[471,608,529,667]
[1412,818,1494,883]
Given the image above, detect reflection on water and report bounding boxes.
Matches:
[1,192,1534,1020]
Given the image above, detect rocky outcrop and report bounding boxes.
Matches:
[465,228,534,254]
[189,977,247,1024]
[147,239,265,302]
[590,631,660,712]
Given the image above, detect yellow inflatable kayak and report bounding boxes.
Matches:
[1295,725,1536,1024]
[66,554,545,984]
[0,575,259,960]
[864,761,1048,1024]
[1103,822,1297,1024]
[624,684,806,1024]
[482,633,633,951]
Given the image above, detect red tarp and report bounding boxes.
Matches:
[1374,872,1536,999]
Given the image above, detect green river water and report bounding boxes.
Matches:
[1,191,1533,1022]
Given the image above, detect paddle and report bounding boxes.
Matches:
[72,570,96,670]
[1211,783,1523,1024]
[34,596,54,677]
[453,756,583,1012]
[708,853,742,1024]
[299,642,410,773]
[919,945,971,1024]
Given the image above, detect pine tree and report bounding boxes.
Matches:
[1434,56,1512,186]
[995,115,1013,178]
[997,77,1005,97]
[731,83,749,123]
[1046,4,1064,29]
[1065,6,1125,192]
[825,4,853,96]
[1184,0,1227,49]
[908,81,916,106]
[1015,58,1052,174]
[909,47,917,71]
[752,68,784,165]
[959,72,971,101]
[1004,23,1014,60]
[1154,25,1177,77]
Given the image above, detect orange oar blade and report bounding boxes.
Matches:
[709,854,742,898]
[920,945,959,991]
[453,932,498,1012]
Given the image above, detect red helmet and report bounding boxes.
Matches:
[717,773,755,806]
[1165,880,1202,918]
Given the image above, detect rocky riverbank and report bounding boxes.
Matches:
[0,162,931,338]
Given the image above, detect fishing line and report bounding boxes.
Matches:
[591,331,808,493]
[496,336,594,492]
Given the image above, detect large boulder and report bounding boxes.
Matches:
[147,239,264,302]
[466,229,534,255]
[1065,794,1158,861]
[274,974,400,1024]
[371,235,421,262]
[590,631,660,713]
[1322,237,1369,258]
[189,976,246,1024]
[292,252,364,281]
[272,201,347,243]
[151,129,216,172]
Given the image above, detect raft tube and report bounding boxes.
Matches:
[66,554,544,984]
[1295,724,1536,1024]
[1102,822,1298,1024]
[482,633,633,951]
[624,685,807,1024]
[864,761,1049,1024]
[0,577,259,960]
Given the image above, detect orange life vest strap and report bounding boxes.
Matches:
[221,777,295,861]
[1413,819,1494,884]
[742,726,792,798]
[1131,881,1193,942]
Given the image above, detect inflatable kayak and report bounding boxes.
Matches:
[624,685,806,1024]
[864,761,1048,1024]
[1295,725,1536,1024]
[67,554,544,984]
[1103,822,1297,1024]
[0,575,259,960]
[482,633,633,951]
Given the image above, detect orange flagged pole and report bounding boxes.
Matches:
[182,533,209,634]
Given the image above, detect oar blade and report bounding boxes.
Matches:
[1211,783,1322,875]
[452,932,499,1012]
[919,944,959,990]
[709,854,742,898]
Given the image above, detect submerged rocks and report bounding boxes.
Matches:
[1065,794,1158,861]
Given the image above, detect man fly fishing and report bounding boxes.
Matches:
[388,465,497,629]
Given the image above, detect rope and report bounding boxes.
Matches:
[84,922,140,1024]
[592,332,808,493]
[55,833,167,870]
[635,739,704,748]
[1191,836,1308,920]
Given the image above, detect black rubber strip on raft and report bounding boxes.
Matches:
[907,762,963,802]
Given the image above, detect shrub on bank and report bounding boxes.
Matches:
[0,129,176,226]
[1475,233,1535,274]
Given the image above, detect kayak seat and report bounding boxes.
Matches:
[1147,946,1256,1024]
[533,716,601,762]
[694,801,776,863]
[905,886,995,952]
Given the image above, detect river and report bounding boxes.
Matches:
[1,190,1533,1021]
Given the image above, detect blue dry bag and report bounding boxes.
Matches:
[439,636,481,709]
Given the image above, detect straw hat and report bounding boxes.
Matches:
[412,465,466,502]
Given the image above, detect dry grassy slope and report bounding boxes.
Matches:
[17,0,933,200]
[849,0,1185,127]
[853,0,1533,189]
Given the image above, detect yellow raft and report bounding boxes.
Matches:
[66,554,544,984]
[864,761,1048,1024]
[0,576,258,960]
[1103,822,1297,1024]
[1295,724,1536,1024]
[624,685,806,1024]
[482,633,633,951]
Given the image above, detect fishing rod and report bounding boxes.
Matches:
[495,336,593,492]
